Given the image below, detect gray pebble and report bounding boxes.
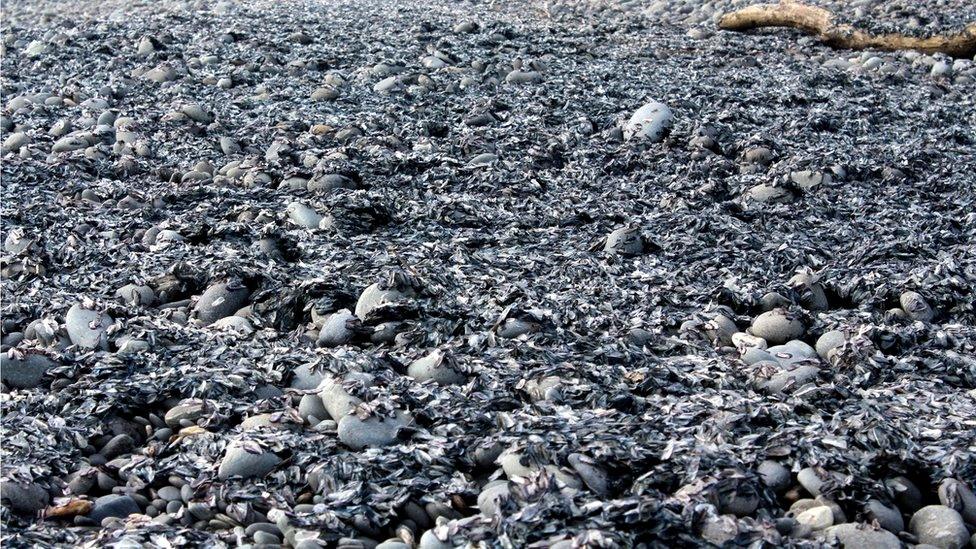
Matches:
[218,444,281,480]
[0,480,50,514]
[477,480,510,516]
[750,309,804,344]
[864,499,904,534]
[337,411,411,450]
[938,478,976,526]
[65,304,113,350]
[0,351,55,389]
[909,505,969,549]
[823,523,901,549]
[900,291,934,322]
[408,349,467,385]
[317,309,359,347]
[194,282,249,325]
[758,460,791,494]
[88,494,140,522]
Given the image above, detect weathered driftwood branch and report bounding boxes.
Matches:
[719,0,976,57]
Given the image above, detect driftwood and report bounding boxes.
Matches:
[719,0,976,57]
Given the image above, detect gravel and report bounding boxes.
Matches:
[2,0,975,545]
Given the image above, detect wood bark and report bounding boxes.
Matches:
[719,0,976,57]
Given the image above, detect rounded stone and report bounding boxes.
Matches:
[603,226,644,255]
[65,304,113,350]
[193,283,249,326]
[0,481,50,514]
[0,351,55,389]
[477,480,510,516]
[937,478,976,526]
[408,350,467,385]
[750,309,805,344]
[823,523,902,549]
[909,505,969,549]
[815,330,846,360]
[337,412,411,450]
[217,444,281,480]
[623,101,673,142]
[795,506,833,530]
[758,460,791,494]
[900,291,934,322]
[317,309,358,347]
[88,494,140,522]
[864,499,904,534]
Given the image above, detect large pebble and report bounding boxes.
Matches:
[194,282,249,325]
[815,330,845,360]
[0,480,50,513]
[355,283,406,320]
[0,351,55,389]
[623,101,673,141]
[750,309,804,344]
[65,304,112,350]
[477,481,510,515]
[900,291,934,322]
[938,479,976,527]
[218,444,281,480]
[88,494,140,522]
[337,411,411,450]
[603,226,644,255]
[823,523,902,549]
[286,202,324,228]
[317,309,358,347]
[407,349,467,385]
[909,505,969,549]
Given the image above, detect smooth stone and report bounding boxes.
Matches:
[240,414,297,431]
[790,170,831,190]
[355,283,406,320]
[2,132,28,153]
[65,304,113,350]
[211,316,255,335]
[318,375,368,421]
[286,202,323,228]
[865,499,904,533]
[938,479,976,526]
[796,506,834,530]
[298,394,329,425]
[0,481,50,513]
[887,476,924,513]
[758,460,791,494]
[194,283,249,326]
[89,494,140,522]
[291,363,328,391]
[603,226,643,255]
[703,313,737,345]
[158,486,182,502]
[218,445,281,480]
[567,453,610,496]
[909,505,969,549]
[623,101,673,141]
[52,135,90,153]
[116,284,156,306]
[0,351,55,389]
[788,270,829,310]
[505,70,542,84]
[477,481,510,516]
[798,468,834,497]
[311,87,340,101]
[900,291,934,322]
[419,529,454,549]
[407,349,467,385]
[308,174,355,193]
[100,434,134,459]
[750,309,804,344]
[337,412,411,450]
[317,309,358,347]
[815,330,845,360]
[164,400,208,427]
[220,137,241,155]
[764,366,820,394]
[823,523,902,549]
[374,76,401,93]
[741,347,776,365]
[745,183,794,204]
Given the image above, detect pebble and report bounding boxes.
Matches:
[318,374,370,421]
[757,460,791,494]
[65,304,113,350]
[116,284,156,307]
[900,291,934,322]
[337,411,411,450]
[407,349,467,385]
[218,444,281,480]
[100,434,134,459]
[795,505,834,530]
[750,309,804,345]
[815,330,845,361]
[938,479,976,526]
[164,399,209,427]
[603,226,644,255]
[52,135,91,153]
[286,202,324,228]
[505,70,542,84]
[864,499,904,533]
[0,480,50,513]
[308,174,355,193]
[886,476,924,513]
[623,101,673,142]
[0,351,55,389]
[744,183,794,204]
[193,282,249,326]
[477,480,511,516]
[823,523,902,549]
[2,132,28,153]
[355,283,408,320]
[909,505,969,549]
[374,76,402,93]
[88,494,140,522]
[317,309,359,347]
